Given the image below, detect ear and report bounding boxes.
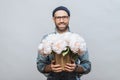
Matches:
[53,17,55,22]
[68,16,70,20]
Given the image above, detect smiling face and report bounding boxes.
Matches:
[53,10,70,33]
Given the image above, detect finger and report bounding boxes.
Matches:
[51,64,62,72]
[64,65,74,70]
[66,63,71,66]
[52,67,62,72]
[51,60,55,64]
[52,64,61,68]
[54,69,63,72]
[64,65,76,71]
[53,67,62,71]
[64,68,74,72]
[71,59,75,64]
[66,63,76,67]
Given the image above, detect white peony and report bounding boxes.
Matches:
[52,38,67,54]
[69,33,86,54]
[38,32,87,56]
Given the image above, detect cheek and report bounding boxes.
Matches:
[65,21,69,25]
[54,20,59,24]
[65,19,69,23]
[54,21,58,25]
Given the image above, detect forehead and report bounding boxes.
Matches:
[54,10,68,16]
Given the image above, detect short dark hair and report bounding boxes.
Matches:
[52,6,70,17]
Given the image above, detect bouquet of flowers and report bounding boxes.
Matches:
[38,32,86,69]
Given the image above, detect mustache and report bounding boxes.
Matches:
[58,22,66,25]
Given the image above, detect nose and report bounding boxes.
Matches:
[59,18,64,22]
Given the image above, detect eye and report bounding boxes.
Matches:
[55,16,69,20]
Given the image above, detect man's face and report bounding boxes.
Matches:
[53,10,70,32]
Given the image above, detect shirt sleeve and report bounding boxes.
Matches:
[36,34,52,76]
[37,53,53,77]
[77,49,91,75]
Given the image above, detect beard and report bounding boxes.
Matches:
[55,22,69,32]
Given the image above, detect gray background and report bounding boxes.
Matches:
[0,0,120,80]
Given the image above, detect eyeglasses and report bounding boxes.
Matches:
[54,16,69,20]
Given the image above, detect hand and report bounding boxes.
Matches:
[64,59,76,72]
[51,60,63,73]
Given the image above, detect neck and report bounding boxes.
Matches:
[55,26,70,34]
[57,29,69,34]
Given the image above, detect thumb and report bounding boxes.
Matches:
[71,59,75,64]
[51,60,56,65]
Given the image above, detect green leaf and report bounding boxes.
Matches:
[62,47,69,56]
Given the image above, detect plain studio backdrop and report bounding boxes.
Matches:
[0,0,120,80]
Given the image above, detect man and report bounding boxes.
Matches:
[37,6,91,80]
